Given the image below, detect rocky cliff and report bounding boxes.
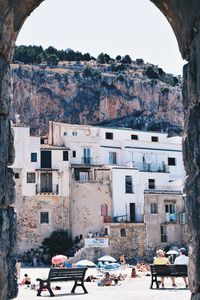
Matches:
[11,61,183,135]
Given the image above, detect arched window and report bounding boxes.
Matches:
[101,204,108,217]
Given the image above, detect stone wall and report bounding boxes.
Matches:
[144,193,186,252]
[106,223,146,260]
[15,195,69,252]
[182,23,200,298]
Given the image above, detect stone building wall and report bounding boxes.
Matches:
[105,223,146,260]
[15,194,69,252]
[144,192,186,253]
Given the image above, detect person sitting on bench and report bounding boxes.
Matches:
[154,249,176,287]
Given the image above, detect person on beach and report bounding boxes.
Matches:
[154,249,176,287]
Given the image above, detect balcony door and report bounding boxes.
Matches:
[41,173,52,193]
[83,148,91,164]
[130,203,136,222]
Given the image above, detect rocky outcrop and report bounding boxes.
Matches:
[11,62,183,135]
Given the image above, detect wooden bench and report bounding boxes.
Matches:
[36,267,88,296]
[150,264,188,289]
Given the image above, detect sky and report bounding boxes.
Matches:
[16,0,186,75]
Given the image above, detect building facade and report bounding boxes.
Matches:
[12,121,186,258]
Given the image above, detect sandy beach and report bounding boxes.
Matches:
[14,267,191,300]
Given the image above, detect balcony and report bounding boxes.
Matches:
[104,215,144,223]
[145,184,182,193]
[81,157,93,165]
[36,184,59,195]
[133,162,169,173]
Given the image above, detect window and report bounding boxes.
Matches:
[63,151,68,161]
[72,151,76,158]
[31,152,37,162]
[125,176,133,193]
[168,157,176,166]
[15,173,20,179]
[120,228,126,237]
[180,212,186,224]
[165,203,176,222]
[151,203,158,214]
[105,132,113,140]
[151,136,159,142]
[83,148,91,164]
[72,131,77,136]
[27,172,35,183]
[40,212,49,224]
[101,204,108,217]
[109,152,117,164]
[148,179,155,189]
[41,151,51,168]
[161,226,167,242]
[131,134,138,140]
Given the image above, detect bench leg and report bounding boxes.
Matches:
[37,281,54,297]
[150,276,159,289]
[71,281,88,294]
[71,281,77,293]
[37,281,45,296]
[81,282,88,294]
[47,282,54,297]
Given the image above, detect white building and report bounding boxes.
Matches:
[12,121,186,257]
[11,124,70,252]
[49,121,184,225]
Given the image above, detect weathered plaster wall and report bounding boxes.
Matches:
[70,180,112,239]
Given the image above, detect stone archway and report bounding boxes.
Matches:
[1,0,200,299]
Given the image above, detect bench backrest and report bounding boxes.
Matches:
[48,267,87,282]
[150,264,187,277]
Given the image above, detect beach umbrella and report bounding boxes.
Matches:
[51,255,68,265]
[97,255,117,262]
[166,250,179,255]
[76,260,97,267]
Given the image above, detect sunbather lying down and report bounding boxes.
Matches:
[98,272,126,286]
[98,272,113,286]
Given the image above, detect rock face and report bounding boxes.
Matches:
[1,0,200,299]
[11,62,183,135]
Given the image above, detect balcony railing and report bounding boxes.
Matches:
[36,184,59,194]
[133,162,169,173]
[104,215,144,223]
[145,184,182,192]
[81,157,93,165]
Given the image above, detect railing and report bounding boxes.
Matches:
[36,184,59,194]
[81,157,93,165]
[145,184,182,192]
[133,162,169,173]
[104,215,144,223]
